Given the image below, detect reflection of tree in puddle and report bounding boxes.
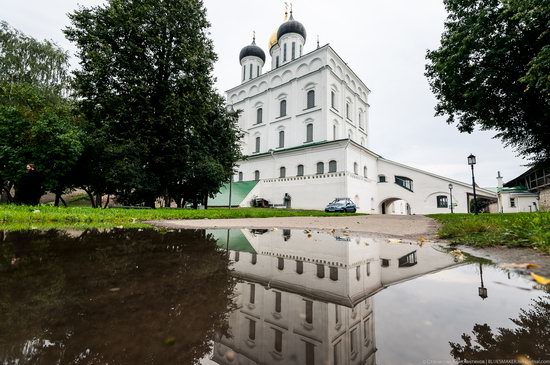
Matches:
[450,293,550,364]
[0,229,236,364]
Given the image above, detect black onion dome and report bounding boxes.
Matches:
[277,14,307,41]
[239,40,266,63]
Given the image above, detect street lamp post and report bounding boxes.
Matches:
[448,183,454,214]
[468,154,478,215]
[478,263,488,300]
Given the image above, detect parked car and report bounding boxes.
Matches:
[324,198,357,213]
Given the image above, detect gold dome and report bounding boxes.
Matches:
[268,31,278,50]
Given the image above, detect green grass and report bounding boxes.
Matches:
[0,205,360,231]
[429,212,550,254]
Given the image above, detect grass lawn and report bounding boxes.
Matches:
[429,212,550,254]
[0,205,359,231]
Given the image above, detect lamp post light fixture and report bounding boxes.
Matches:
[478,263,488,300]
[448,183,454,214]
[468,154,478,215]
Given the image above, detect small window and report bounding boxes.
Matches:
[346,103,350,119]
[306,123,313,142]
[398,251,418,267]
[283,43,287,62]
[329,267,338,281]
[274,329,283,352]
[280,166,286,178]
[381,259,390,267]
[331,91,336,109]
[276,56,280,68]
[278,257,284,270]
[242,65,245,81]
[316,162,324,174]
[254,170,260,181]
[305,342,314,365]
[256,108,263,124]
[255,137,260,153]
[307,90,315,108]
[248,319,256,340]
[379,175,386,183]
[275,291,281,313]
[257,65,260,77]
[251,253,257,265]
[297,164,304,176]
[305,300,313,324]
[329,160,337,173]
[356,266,361,281]
[395,176,413,191]
[279,130,285,148]
[510,197,516,208]
[249,283,255,303]
[437,195,448,208]
[363,166,368,178]
[292,42,296,60]
[238,172,243,181]
[249,64,252,79]
[335,305,340,325]
[316,264,325,278]
[366,262,371,276]
[280,100,287,117]
[353,162,358,175]
[296,260,303,274]
[300,44,303,56]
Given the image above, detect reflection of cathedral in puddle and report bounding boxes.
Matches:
[209,229,458,365]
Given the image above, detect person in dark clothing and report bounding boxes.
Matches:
[15,164,43,205]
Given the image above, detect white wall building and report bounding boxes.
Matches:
[217,9,495,214]
[208,229,460,365]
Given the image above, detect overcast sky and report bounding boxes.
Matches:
[2,0,528,187]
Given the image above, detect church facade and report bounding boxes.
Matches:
[221,10,495,214]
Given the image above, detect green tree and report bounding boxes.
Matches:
[65,0,242,208]
[0,22,82,205]
[426,0,550,163]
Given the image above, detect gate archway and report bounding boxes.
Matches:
[380,198,411,215]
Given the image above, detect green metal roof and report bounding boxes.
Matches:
[209,180,258,207]
[208,229,256,253]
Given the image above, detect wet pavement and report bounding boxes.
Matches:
[0,229,548,365]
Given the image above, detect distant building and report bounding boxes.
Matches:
[213,8,495,214]
[496,166,550,212]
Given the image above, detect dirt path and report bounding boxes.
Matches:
[149,214,439,240]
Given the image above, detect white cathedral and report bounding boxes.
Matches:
[212,9,496,214]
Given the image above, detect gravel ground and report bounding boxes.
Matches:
[149,214,440,240]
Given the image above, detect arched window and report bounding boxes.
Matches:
[306,123,313,142]
[255,136,260,153]
[316,162,324,174]
[346,103,350,119]
[276,56,280,68]
[278,130,285,148]
[354,162,358,175]
[331,91,336,109]
[279,166,286,178]
[254,170,260,181]
[249,64,252,79]
[329,160,337,173]
[363,166,368,178]
[283,43,287,62]
[256,108,262,124]
[307,90,315,108]
[238,172,243,181]
[242,65,245,81]
[257,65,260,77]
[359,112,363,129]
[437,195,448,208]
[292,42,296,60]
[300,44,302,56]
[280,100,287,117]
[297,164,304,176]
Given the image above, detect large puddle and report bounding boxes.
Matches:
[0,229,548,365]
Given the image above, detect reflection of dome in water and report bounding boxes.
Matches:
[277,12,307,41]
[239,38,266,63]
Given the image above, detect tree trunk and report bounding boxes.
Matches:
[192,197,198,209]
[54,192,61,207]
[83,188,96,208]
[60,196,67,207]
[95,192,102,209]
[103,194,110,208]
[203,193,208,209]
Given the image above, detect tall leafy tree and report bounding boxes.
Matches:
[65,0,241,208]
[426,0,550,163]
[0,22,81,205]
